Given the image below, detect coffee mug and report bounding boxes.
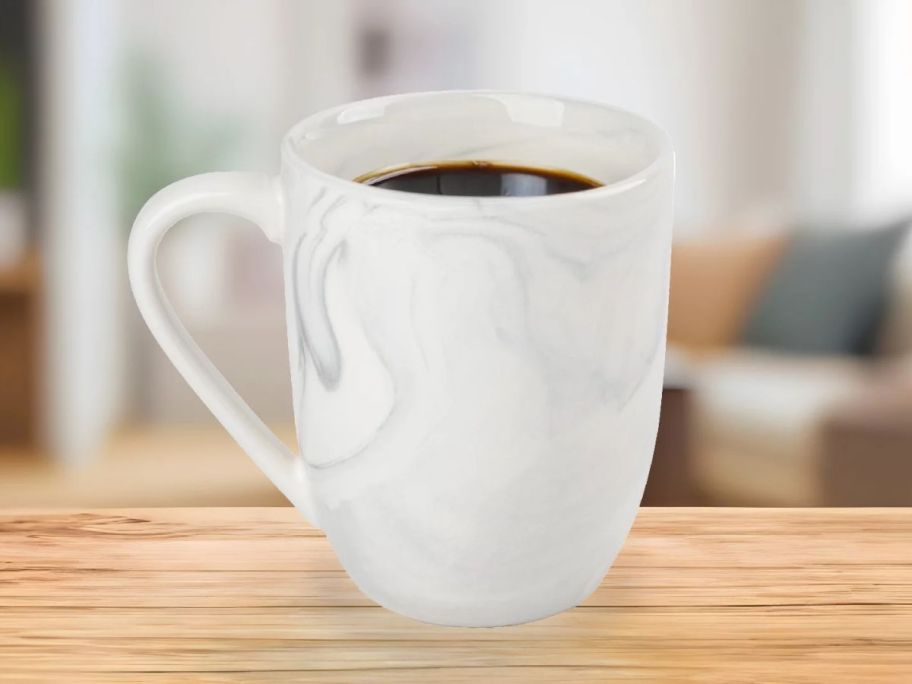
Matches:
[129,91,674,627]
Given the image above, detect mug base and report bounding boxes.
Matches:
[350,569,606,628]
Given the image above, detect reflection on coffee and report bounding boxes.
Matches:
[355,160,603,197]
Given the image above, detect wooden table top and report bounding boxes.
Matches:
[2,508,911,682]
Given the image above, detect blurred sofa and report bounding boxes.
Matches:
[669,220,912,506]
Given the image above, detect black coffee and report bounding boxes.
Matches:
[355,161,602,197]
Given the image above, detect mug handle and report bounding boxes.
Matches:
[128,172,316,525]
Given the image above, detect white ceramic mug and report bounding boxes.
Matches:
[129,91,674,627]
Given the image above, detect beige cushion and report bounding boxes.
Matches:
[668,234,787,350]
[687,350,865,506]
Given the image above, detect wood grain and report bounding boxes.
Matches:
[1,508,911,682]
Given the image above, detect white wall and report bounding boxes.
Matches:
[790,0,912,225]
[853,0,912,222]
[789,0,858,223]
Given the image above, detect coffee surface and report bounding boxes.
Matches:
[355,161,602,197]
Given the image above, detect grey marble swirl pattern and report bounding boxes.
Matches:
[282,164,672,625]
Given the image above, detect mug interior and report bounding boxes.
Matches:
[284,91,668,192]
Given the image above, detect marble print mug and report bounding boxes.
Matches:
[129,91,674,627]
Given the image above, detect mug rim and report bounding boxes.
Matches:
[281,90,673,210]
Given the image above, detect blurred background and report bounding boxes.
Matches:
[0,0,911,507]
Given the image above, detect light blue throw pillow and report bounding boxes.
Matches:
[741,220,909,356]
